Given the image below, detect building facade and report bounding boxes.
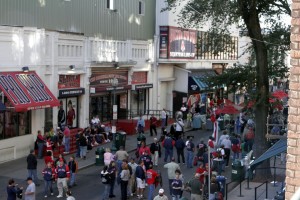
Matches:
[0,0,155,162]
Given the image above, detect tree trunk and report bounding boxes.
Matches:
[238,0,272,180]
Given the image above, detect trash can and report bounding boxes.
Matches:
[115,131,126,150]
[231,160,245,181]
[95,147,105,166]
[137,133,146,148]
[216,175,226,196]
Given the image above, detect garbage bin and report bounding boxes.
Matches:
[95,147,105,166]
[231,160,245,181]
[115,131,126,150]
[216,175,226,196]
[137,133,146,148]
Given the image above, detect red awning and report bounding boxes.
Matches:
[0,71,60,112]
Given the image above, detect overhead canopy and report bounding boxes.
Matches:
[0,71,60,112]
[250,139,287,170]
[188,70,216,91]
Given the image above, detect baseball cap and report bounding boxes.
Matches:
[158,188,164,193]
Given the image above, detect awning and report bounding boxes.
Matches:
[0,71,60,112]
[188,70,216,91]
[250,139,287,170]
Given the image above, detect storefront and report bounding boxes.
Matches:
[89,68,131,122]
[57,75,85,129]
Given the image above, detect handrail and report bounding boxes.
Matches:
[225,181,236,200]
[254,181,268,200]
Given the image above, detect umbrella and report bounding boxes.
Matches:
[224,99,243,110]
[272,90,288,99]
[215,105,239,115]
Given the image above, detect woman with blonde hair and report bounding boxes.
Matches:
[104,148,113,166]
[120,163,130,200]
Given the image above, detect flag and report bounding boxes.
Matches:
[213,120,218,144]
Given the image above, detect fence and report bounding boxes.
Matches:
[254,181,268,200]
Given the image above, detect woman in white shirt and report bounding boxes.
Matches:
[104,148,113,166]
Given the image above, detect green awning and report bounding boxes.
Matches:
[250,139,287,170]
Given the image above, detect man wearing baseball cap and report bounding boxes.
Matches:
[153,188,168,200]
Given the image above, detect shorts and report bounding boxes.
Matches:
[136,177,145,189]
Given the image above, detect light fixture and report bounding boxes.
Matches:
[22,66,29,72]
[113,63,120,69]
[69,65,75,70]
[146,59,151,63]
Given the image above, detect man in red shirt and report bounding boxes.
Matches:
[146,164,158,200]
[195,163,207,184]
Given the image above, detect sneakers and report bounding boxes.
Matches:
[57,195,63,198]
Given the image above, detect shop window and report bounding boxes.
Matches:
[138,1,145,15]
[44,108,53,132]
[58,97,78,129]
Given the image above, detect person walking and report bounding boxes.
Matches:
[220,135,232,167]
[101,166,111,200]
[146,164,158,200]
[161,109,167,132]
[135,160,146,199]
[128,157,138,197]
[115,146,129,184]
[104,148,113,166]
[79,132,88,160]
[150,138,161,166]
[26,149,40,186]
[120,163,131,200]
[150,114,158,136]
[153,189,168,200]
[231,134,241,160]
[55,159,70,198]
[175,117,184,140]
[185,137,195,168]
[24,177,36,200]
[186,173,203,200]
[163,157,180,196]
[7,178,23,200]
[36,130,45,159]
[171,169,183,200]
[175,135,185,164]
[137,115,145,134]
[42,162,54,198]
[108,161,117,198]
[63,126,70,154]
[68,156,78,187]
[162,134,175,162]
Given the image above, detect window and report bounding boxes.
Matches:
[107,0,114,10]
[138,1,145,15]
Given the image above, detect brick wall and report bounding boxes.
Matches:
[287,1,300,199]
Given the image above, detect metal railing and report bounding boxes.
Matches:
[225,181,236,200]
[254,181,268,200]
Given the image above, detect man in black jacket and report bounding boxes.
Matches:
[26,149,40,186]
[175,135,185,164]
[150,138,161,166]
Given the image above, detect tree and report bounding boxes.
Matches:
[163,0,290,180]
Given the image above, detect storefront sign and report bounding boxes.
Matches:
[90,71,129,92]
[59,88,85,98]
[58,75,80,89]
[131,72,147,84]
[159,26,196,59]
[135,84,153,90]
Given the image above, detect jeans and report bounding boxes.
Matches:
[44,180,53,196]
[103,184,110,200]
[64,137,70,152]
[186,151,194,168]
[148,184,155,200]
[164,148,173,162]
[176,148,185,163]
[150,125,157,136]
[28,169,39,184]
[80,146,87,158]
[232,152,240,160]
[109,179,116,196]
[172,194,181,200]
[69,172,76,186]
[151,151,159,166]
[37,142,44,158]
[120,180,128,200]
[76,142,80,157]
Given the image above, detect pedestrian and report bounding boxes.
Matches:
[220,135,231,167]
[24,177,36,200]
[135,160,146,199]
[138,141,151,157]
[171,169,183,200]
[128,157,138,197]
[26,149,40,186]
[218,130,228,147]
[186,173,203,200]
[195,163,206,185]
[150,138,161,166]
[153,188,168,200]
[175,135,185,164]
[75,131,81,158]
[162,134,175,162]
[63,126,70,154]
[120,163,131,200]
[7,178,23,200]
[137,115,145,134]
[115,146,129,183]
[213,145,225,175]
[108,161,117,198]
[209,177,219,200]
[44,151,54,168]
[175,116,184,140]
[101,165,111,200]
[146,164,158,200]
[66,190,75,200]
[45,137,53,158]
[104,148,113,166]
[68,156,78,187]
[55,159,70,198]
[161,109,167,132]
[163,157,180,196]
[79,132,88,160]
[231,134,241,160]
[42,162,54,198]
[36,130,45,159]
[150,114,158,136]
[185,137,195,168]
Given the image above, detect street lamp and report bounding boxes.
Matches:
[111,76,118,152]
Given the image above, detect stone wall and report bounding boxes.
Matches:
[287,1,300,199]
